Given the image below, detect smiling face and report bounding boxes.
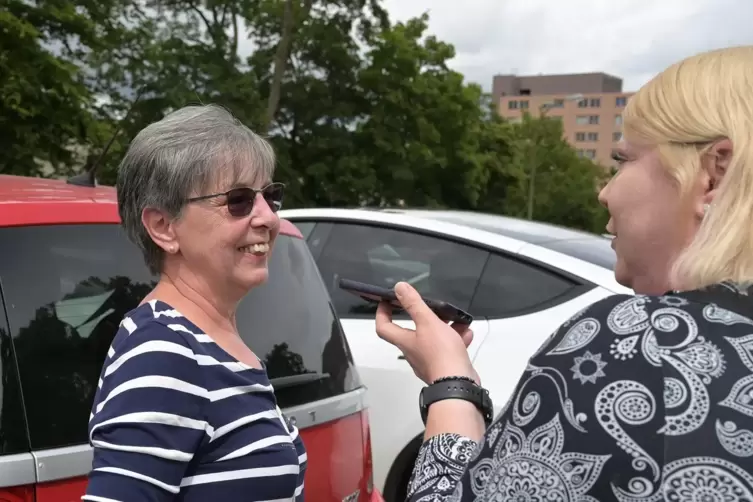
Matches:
[172,177,281,296]
[141,161,281,303]
[598,141,700,294]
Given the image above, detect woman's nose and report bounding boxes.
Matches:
[597,181,610,209]
[251,193,279,226]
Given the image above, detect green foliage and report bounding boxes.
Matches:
[1,0,610,234]
[493,114,610,233]
[0,0,100,176]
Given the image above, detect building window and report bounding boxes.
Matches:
[615,115,623,126]
[575,116,589,125]
[520,89,531,96]
[589,115,600,125]
[587,132,599,141]
[616,96,627,107]
[520,100,529,109]
[552,99,564,108]
[577,99,588,108]
[585,149,596,159]
[613,132,622,142]
[575,132,586,141]
[589,98,601,107]
[577,149,585,158]
[508,101,518,109]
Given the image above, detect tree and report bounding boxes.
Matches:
[80,0,387,185]
[247,0,389,206]
[3,0,608,236]
[0,0,107,176]
[265,13,495,208]
[489,113,610,233]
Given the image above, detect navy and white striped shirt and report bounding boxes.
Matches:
[83,300,306,501]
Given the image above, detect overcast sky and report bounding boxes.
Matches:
[380,0,753,92]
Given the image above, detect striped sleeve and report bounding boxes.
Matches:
[83,319,210,502]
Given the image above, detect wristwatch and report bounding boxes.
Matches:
[419,378,494,427]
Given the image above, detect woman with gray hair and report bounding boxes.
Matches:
[82,105,304,501]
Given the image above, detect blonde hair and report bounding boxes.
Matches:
[622,45,753,291]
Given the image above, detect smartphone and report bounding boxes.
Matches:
[337,278,474,324]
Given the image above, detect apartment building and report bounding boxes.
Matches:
[493,72,634,168]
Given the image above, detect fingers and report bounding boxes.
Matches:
[450,321,471,335]
[459,329,474,348]
[375,302,412,347]
[393,282,438,325]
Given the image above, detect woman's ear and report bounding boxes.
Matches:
[698,138,733,214]
[706,138,733,188]
[141,207,179,254]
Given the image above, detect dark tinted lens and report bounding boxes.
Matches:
[226,188,255,217]
[263,183,284,212]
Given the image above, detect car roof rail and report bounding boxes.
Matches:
[68,88,146,187]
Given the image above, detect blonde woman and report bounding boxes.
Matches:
[376,46,753,501]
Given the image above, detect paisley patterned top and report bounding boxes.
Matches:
[407,282,753,501]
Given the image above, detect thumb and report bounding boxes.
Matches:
[394,282,436,325]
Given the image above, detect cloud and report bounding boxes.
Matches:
[381,0,753,92]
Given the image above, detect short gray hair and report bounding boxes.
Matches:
[117,104,276,274]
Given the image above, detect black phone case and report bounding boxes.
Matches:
[337,278,474,324]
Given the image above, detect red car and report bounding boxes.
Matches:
[0,174,383,502]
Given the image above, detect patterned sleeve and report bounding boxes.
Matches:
[406,293,677,501]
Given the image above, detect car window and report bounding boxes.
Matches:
[237,232,359,409]
[0,289,30,456]
[293,221,316,240]
[315,223,489,317]
[0,225,157,451]
[470,253,579,318]
[0,224,357,451]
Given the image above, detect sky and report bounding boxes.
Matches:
[380,0,753,92]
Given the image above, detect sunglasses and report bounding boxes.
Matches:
[187,182,285,217]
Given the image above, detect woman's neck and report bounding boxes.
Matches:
[146,270,239,333]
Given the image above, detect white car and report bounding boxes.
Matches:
[280,208,632,502]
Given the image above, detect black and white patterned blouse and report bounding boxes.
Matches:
[407,282,753,501]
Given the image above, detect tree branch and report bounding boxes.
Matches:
[231,5,239,58]
[186,3,214,41]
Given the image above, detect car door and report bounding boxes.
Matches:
[466,251,615,417]
[303,220,491,493]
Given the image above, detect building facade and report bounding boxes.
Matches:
[493,72,633,168]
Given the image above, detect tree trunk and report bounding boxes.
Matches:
[263,0,296,132]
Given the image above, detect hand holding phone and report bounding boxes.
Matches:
[372,281,479,387]
[337,278,473,324]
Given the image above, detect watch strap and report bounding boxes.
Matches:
[420,378,494,427]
